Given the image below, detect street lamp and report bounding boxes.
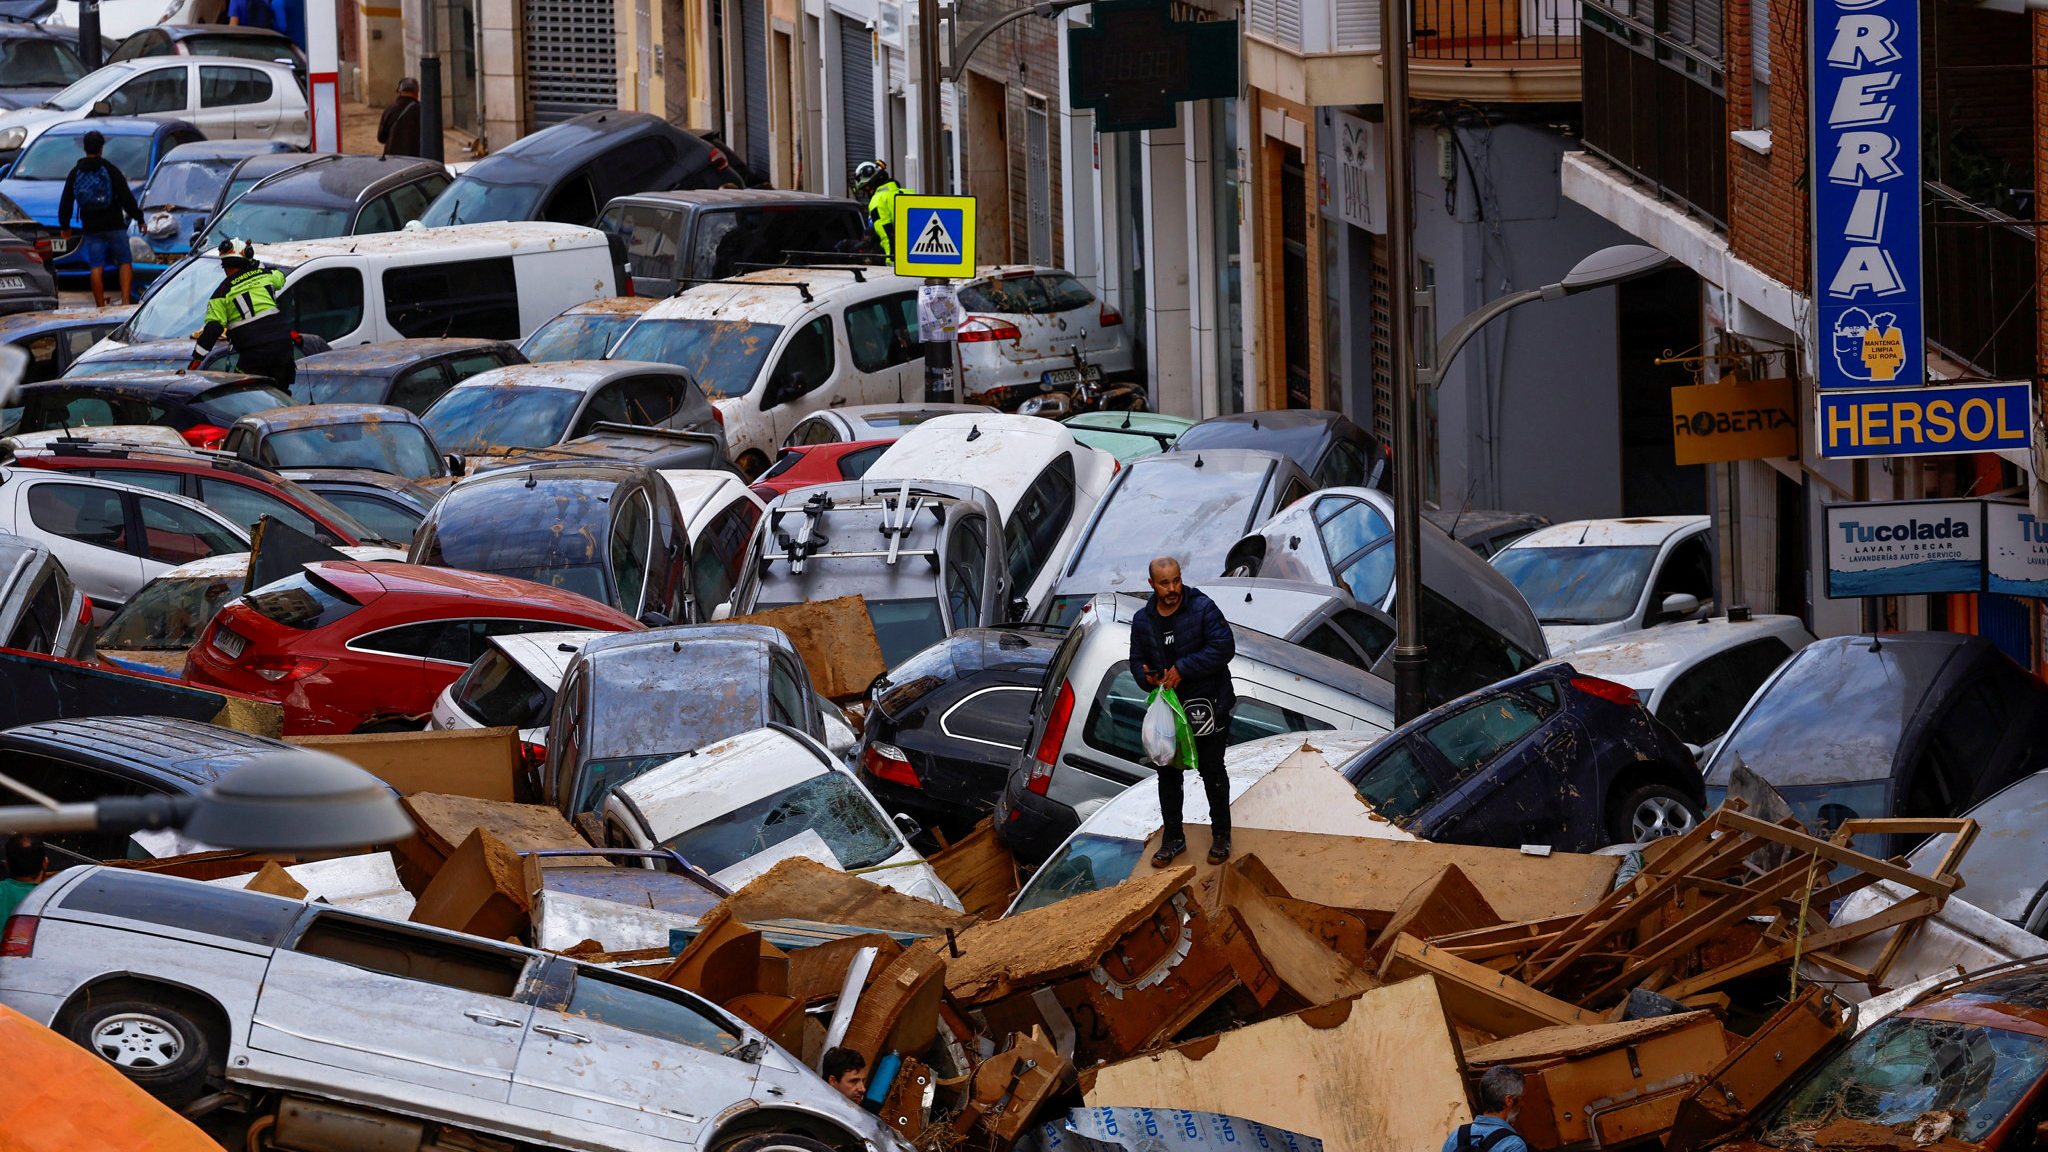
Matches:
[1389,242,1675,722]
[0,749,415,852]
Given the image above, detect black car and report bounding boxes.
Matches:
[209,152,318,220]
[409,459,692,624]
[860,625,1062,842]
[278,467,440,545]
[4,371,292,445]
[0,20,86,117]
[599,189,868,296]
[419,111,748,229]
[196,154,455,250]
[0,714,301,863]
[106,22,308,76]
[1337,662,1706,852]
[1703,632,2048,851]
[1173,408,1390,492]
[291,338,527,414]
[0,223,56,315]
[0,304,134,383]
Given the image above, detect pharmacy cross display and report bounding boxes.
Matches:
[1066,0,1239,133]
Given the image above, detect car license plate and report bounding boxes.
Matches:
[213,627,248,659]
[0,276,25,292]
[1040,366,1102,388]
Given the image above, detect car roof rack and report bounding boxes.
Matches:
[762,481,945,575]
[778,249,888,266]
[733,261,868,283]
[673,276,812,303]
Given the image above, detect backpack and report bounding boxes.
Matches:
[72,162,113,211]
[1453,1125,1518,1152]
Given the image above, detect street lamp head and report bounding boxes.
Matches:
[1558,244,1676,295]
[180,749,414,852]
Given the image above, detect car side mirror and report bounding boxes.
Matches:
[90,100,111,117]
[444,452,466,476]
[769,370,806,406]
[1658,592,1701,621]
[892,812,922,841]
[711,601,734,621]
[1008,593,1029,622]
[191,215,206,235]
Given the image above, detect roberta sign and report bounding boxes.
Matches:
[1811,0,1921,394]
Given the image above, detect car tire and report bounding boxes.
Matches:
[1608,781,1702,844]
[67,998,214,1106]
[717,1133,842,1152]
[737,450,771,481]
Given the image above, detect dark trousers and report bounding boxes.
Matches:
[236,343,296,389]
[1157,731,1230,844]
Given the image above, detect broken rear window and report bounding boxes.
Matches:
[1763,1017,2048,1147]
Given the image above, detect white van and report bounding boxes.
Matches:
[607,267,931,475]
[94,223,623,358]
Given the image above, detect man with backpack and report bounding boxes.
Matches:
[1443,1066,1530,1152]
[58,130,145,308]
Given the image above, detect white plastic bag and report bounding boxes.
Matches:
[1142,693,1178,766]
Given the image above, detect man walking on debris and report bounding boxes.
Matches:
[1131,555,1236,866]
[1445,1065,1530,1152]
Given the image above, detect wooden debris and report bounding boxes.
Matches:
[840,941,948,1066]
[1465,1011,1732,1148]
[1369,862,1503,966]
[1382,935,1596,1035]
[290,727,522,801]
[927,819,1020,919]
[1665,987,1851,1152]
[944,867,1195,1004]
[714,857,974,937]
[727,595,885,699]
[962,1027,1068,1144]
[1224,883,1377,1007]
[409,827,532,939]
[789,933,905,1004]
[240,860,308,901]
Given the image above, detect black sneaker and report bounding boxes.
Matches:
[1207,835,1232,865]
[1151,837,1186,867]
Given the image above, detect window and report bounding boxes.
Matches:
[87,467,183,496]
[1313,438,1369,490]
[1655,637,1796,746]
[1316,496,1392,567]
[281,267,365,342]
[7,572,66,653]
[1350,742,1440,821]
[940,686,1038,748]
[601,202,683,282]
[452,649,553,728]
[28,483,127,551]
[768,659,808,727]
[353,617,572,664]
[384,257,520,340]
[597,138,678,200]
[197,476,324,540]
[690,500,759,615]
[199,65,270,107]
[946,515,987,629]
[1421,695,1545,779]
[386,178,435,225]
[58,869,302,943]
[108,65,188,115]
[244,569,361,630]
[844,292,920,372]
[765,317,834,405]
[608,489,653,616]
[1418,590,1539,705]
[320,490,422,544]
[1277,477,1311,509]
[1300,623,1370,669]
[955,274,1095,314]
[541,171,599,225]
[107,32,164,62]
[583,375,683,433]
[792,418,837,446]
[1084,663,1321,761]
[840,444,886,479]
[386,363,453,413]
[1005,455,1077,597]
[34,392,121,428]
[295,913,527,998]
[1649,535,1716,620]
[444,351,515,384]
[354,194,398,235]
[1333,608,1395,662]
[687,206,870,280]
[556,966,741,1053]
[136,495,240,564]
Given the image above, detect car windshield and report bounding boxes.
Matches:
[1762,1017,2048,1148]
[1066,460,1273,599]
[202,200,351,246]
[1492,544,1660,625]
[609,318,780,401]
[1011,833,1145,913]
[129,256,229,342]
[143,159,236,211]
[194,383,292,424]
[522,314,634,362]
[574,753,677,815]
[36,63,121,111]
[658,772,899,873]
[0,38,85,89]
[314,489,422,544]
[417,176,545,226]
[475,563,610,604]
[14,132,150,180]
[98,574,245,649]
[263,423,441,477]
[421,386,583,452]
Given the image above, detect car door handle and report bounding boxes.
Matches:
[463,1009,524,1028]
[829,396,848,406]
[533,1024,592,1043]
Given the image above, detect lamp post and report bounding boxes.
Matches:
[1390,242,1675,721]
[0,749,415,852]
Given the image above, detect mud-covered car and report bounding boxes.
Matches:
[223,404,457,482]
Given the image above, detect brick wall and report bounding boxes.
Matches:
[1724,0,1807,292]
[956,0,1064,263]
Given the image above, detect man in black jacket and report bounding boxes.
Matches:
[378,77,423,159]
[57,130,145,307]
[1130,555,1237,866]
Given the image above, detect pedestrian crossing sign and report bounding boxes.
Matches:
[893,194,976,278]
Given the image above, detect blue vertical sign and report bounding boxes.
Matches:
[1812,0,1921,392]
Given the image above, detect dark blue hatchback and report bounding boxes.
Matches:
[1336,662,1706,851]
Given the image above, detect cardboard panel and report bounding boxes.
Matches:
[927,819,1020,919]
[290,727,522,801]
[409,827,532,940]
[727,596,885,699]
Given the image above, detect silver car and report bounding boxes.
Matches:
[954,266,1135,407]
[1,865,908,1152]
[0,531,89,658]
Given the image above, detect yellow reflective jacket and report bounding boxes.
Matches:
[867,180,912,258]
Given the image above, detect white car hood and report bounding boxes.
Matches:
[1543,620,1632,656]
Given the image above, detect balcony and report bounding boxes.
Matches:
[1244,0,1384,106]
[1411,0,1581,101]
[1579,2,1727,226]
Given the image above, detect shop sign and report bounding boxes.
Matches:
[1987,502,2048,598]
[1670,379,1798,465]
[1816,381,2032,458]
[1825,499,1984,598]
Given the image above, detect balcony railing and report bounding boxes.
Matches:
[1579,2,1727,226]
[1926,182,2037,381]
[1413,0,1580,62]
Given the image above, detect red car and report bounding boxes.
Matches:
[183,560,640,735]
[10,442,377,546]
[750,439,891,500]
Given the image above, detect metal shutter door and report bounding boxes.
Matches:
[525,0,617,127]
[839,15,875,168]
[741,0,769,176]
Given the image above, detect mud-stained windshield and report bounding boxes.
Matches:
[610,318,781,400]
[1762,1017,2048,1148]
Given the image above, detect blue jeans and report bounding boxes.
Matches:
[81,230,130,270]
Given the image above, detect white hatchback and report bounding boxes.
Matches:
[1491,515,1717,654]
[1538,612,1814,749]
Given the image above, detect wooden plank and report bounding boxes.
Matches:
[400,793,586,857]
[1225,893,1377,1006]
[839,942,947,1065]
[726,595,884,699]
[1579,852,1832,1001]
[944,867,1193,1003]
[1713,810,1962,898]
[787,933,903,1004]
[1381,936,1595,1036]
[291,727,521,801]
[924,819,1019,919]
[1086,978,1472,1150]
[714,856,975,937]
[1369,863,1502,966]
[1659,895,1942,1001]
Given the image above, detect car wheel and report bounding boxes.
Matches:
[717,1133,842,1152]
[1609,782,1701,844]
[68,998,213,1106]
[738,450,771,481]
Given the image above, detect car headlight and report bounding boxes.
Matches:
[0,126,27,152]
[1019,396,1050,416]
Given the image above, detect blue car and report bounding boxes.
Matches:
[0,117,204,284]
[136,138,298,268]
[1335,661,1706,851]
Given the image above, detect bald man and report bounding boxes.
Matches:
[1130,556,1237,865]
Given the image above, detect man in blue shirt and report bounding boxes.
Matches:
[1444,1065,1531,1152]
